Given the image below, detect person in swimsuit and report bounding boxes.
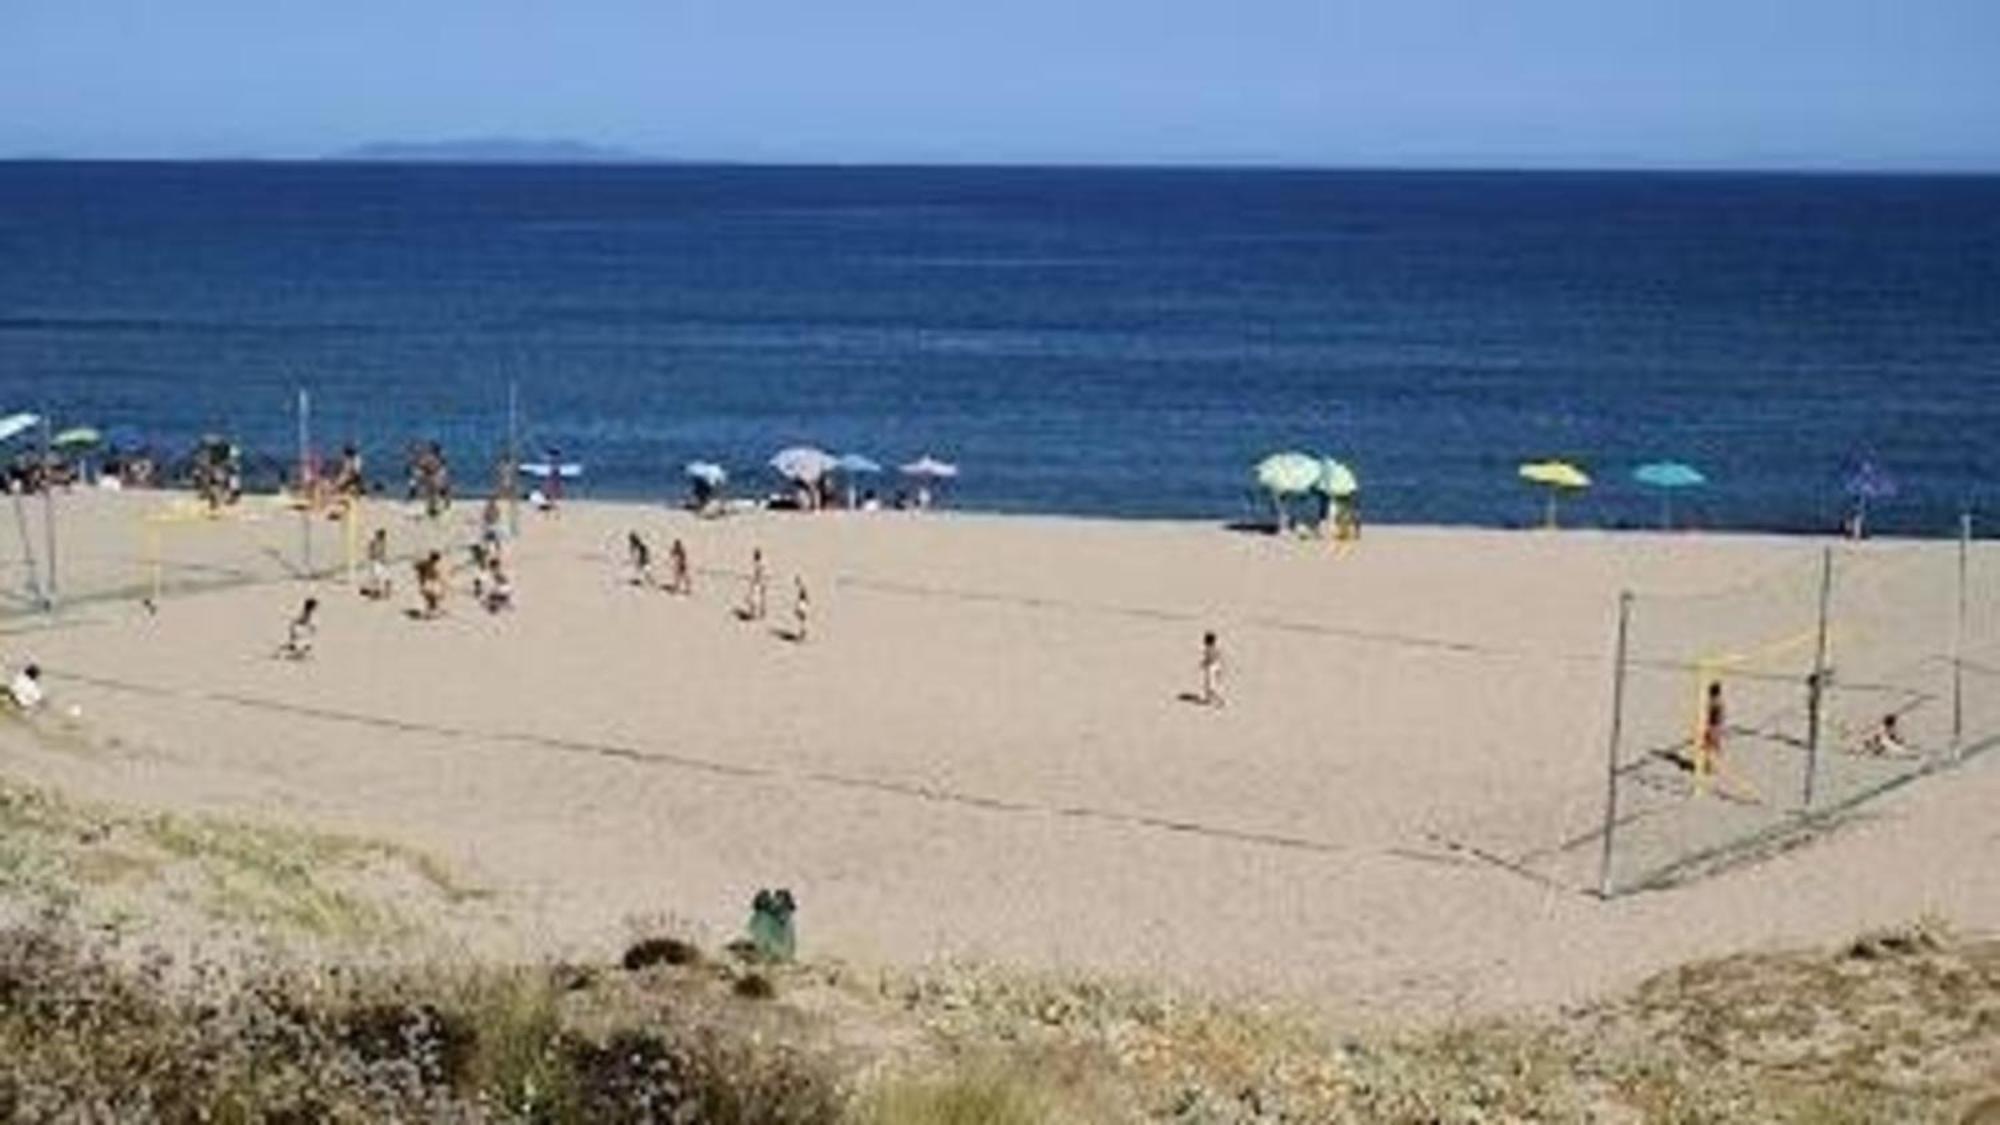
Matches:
[743,548,768,621]
[668,538,691,595]
[627,531,654,587]
[1698,680,1726,775]
[1199,631,1224,707]
[415,551,446,618]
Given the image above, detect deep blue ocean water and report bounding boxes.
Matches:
[2,161,1997,533]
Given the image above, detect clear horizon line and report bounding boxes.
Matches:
[4,153,1999,177]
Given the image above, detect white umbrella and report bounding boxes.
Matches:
[770,446,837,483]
[0,413,40,445]
[684,461,727,487]
[900,454,959,479]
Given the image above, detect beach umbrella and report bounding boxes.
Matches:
[1254,451,1320,530]
[899,454,959,480]
[1633,461,1707,529]
[1254,451,1321,495]
[1519,460,1591,528]
[1316,459,1360,499]
[684,461,727,487]
[770,446,837,483]
[0,413,39,445]
[835,453,881,508]
[519,461,583,479]
[52,426,101,450]
[105,424,145,451]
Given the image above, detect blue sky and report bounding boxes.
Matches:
[5,0,1997,168]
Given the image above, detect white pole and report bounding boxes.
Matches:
[1954,511,1970,757]
[298,388,312,576]
[1597,590,1632,898]
[507,379,521,538]
[39,411,55,612]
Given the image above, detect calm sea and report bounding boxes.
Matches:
[2,161,1997,533]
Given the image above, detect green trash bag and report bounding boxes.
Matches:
[747,888,797,963]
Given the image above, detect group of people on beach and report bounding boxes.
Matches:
[625,531,810,642]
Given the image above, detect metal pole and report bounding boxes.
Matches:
[39,411,55,612]
[1803,546,1834,808]
[298,388,312,576]
[506,379,520,538]
[1954,510,1971,757]
[1597,590,1633,898]
[11,492,42,608]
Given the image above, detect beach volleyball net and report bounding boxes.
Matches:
[0,490,473,623]
[1591,523,2000,896]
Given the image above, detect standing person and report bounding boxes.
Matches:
[1697,680,1726,777]
[363,528,392,599]
[627,531,654,587]
[743,548,768,621]
[544,447,565,510]
[791,575,810,642]
[1199,631,1225,707]
[415,551,446,619]
[668,538,691,595]
[481,495,503,552]
[279,597,319,659]
[333,443,365,498]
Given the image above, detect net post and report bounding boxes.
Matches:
[1803,545,1834,809]
[506,379,521,540]
[40,410,56,612]
[1954,510,1971,758]
[297,387,313,577]
[1597,589,1633,898]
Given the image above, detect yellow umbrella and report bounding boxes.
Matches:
[1518,460,1591,528]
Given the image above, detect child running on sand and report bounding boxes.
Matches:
[1199,631,1224,707]
[279,597,319,659]
[668,538,691,595]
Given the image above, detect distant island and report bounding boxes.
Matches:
[327,138,652,164]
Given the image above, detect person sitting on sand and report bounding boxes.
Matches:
[363,528,392,599]
[279,597,319,660]
[1862,712,1909,756]
[668,537,691,595]
[415,551,446,618]
[7,664,44,712]
[1199,631,1224,707]
[743,548,768,621]
[627,531,654,587]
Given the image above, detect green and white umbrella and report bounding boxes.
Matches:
[53,426,101,450]
[1316,459,1359,499]
[1254,451,1320,530]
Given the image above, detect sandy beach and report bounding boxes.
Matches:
[3,487,1996,1025]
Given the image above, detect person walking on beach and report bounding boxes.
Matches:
[1697,680,1726,777]
[1198,631,1225,707]
[627,530,654,587]
[668,537,691,595]
[481,495,503,551]
[363,528,392,599]
[279,597,319,659]
[743,547,768,621]
[415,550,446,618]
[791,575,811,642]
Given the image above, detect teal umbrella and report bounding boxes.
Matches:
[1633,461,1707,529]
[0,413,38,445]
